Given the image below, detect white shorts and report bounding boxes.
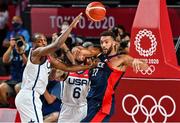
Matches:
[15,89,43,123]
[58,103,87,123]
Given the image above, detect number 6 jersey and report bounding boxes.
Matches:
[61,70,90,106]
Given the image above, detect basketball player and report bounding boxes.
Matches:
[73,31,149,122]
[15,13,96,122]
[57,43,95,122]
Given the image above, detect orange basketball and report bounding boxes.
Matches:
[85,2,106,22]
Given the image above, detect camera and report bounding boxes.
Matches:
[14,37,24,47]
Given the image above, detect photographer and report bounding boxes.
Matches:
[0,35,29,107]
[3,16,31,48]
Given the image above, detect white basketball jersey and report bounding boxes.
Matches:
[21,49,51,95]
[62,70,90,106]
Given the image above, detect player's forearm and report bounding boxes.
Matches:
[63,65,91,72]
[53,24,74,51]
[35,24,74,56]
[66,51,76,65]
[81,47,100,57]
[44,90,56,104]
[61,44,76,64]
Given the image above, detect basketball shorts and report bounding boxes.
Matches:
[15,89,43,122]
[58,103,87,123]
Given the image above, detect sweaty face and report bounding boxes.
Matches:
[100,36,114,55]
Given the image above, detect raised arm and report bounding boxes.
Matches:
[50,56,97,72]
[110,54,148,72]
[60,43,76,65]
[122,55,148,72]
[2,40,15,63]
[32,13,82,57]
[72,46,101,58]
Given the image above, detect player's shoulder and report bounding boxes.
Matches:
[110,54,132,63]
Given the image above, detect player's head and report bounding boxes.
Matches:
[32,33,47,48]
[100,31,116,55]
[71,46,86,64]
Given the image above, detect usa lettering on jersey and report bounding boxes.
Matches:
[68,77,89,86]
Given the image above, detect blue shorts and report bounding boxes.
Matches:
[42,98,61,116]
[41,80,62,116]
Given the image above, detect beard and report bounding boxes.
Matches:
[102,45,113,56]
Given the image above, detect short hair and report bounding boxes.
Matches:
[100,31,116,41]
[31,33,44,42]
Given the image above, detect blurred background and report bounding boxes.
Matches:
[0,0,180,74]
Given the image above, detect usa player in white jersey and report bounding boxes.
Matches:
[15,13,96,122]
[58,44,94,122]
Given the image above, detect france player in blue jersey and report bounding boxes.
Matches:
[73,31,149,122]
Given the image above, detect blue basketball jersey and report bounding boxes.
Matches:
[87,53,124,114]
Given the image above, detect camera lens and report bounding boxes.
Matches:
[17,40,24,47]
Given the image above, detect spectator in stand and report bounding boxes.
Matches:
[121,32,130,41]
[0,35,29,107]
[120,32,130,53]
[60,21,74,50]
[3,16,31,49]
[0,1,9,76]
[60,21,84,49]
[111,26,130,54]
[116,24,126,38]
[0,0,9,57]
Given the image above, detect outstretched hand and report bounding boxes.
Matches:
[70,12,83,28]
[132,59,149,73]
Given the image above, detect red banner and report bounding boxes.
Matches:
[31,7,180,38]
[110,0,180,122]
[111,78,180,122]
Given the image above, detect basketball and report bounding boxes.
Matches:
[85,2,106,22]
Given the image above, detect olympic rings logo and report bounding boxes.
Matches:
[139,65,155,75]
[134,29,157,57]
[122,94,176,123]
